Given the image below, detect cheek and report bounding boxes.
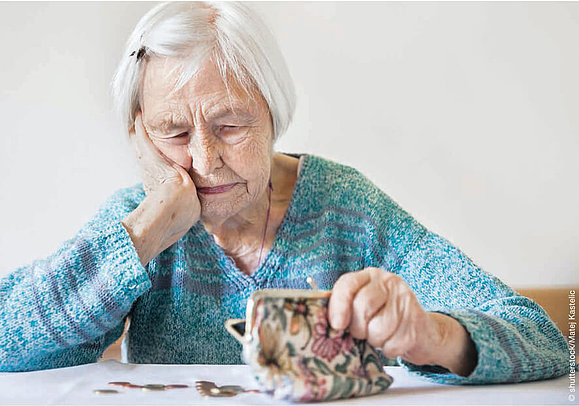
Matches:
[152,140,192,170]
[223,136,271,189]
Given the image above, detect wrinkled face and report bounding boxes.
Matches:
[140,56,274,221]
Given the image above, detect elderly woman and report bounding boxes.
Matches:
[0,2,568,384]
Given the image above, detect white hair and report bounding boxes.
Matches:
[111,1,296,141]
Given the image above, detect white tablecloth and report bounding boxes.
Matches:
[0,360,569,405]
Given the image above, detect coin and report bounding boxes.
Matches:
[208,388,236,397]
[165,384,189,389]
[218,385,245,395]
[208,387,239,397]
[108,381,131,387]
[93,389,119,395]
[126,384,143,389]
[141,384,166,391]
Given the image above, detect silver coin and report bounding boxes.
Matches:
[141,384,167,391]
[93,389,119,395]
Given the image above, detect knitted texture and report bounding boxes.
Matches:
[0,154,569,384]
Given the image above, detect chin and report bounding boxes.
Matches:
[199,193,249,223]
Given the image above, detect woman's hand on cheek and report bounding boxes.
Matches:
[328,268,477,377]
[122,112,201,266]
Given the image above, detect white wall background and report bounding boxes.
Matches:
[0,2,577,288]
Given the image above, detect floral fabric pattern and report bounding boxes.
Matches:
[242,297,393,402]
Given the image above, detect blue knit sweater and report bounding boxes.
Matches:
[0,154,569,384]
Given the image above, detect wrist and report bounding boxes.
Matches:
[428,312,477,377]
[121,197,171,266]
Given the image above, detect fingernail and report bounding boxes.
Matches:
[332,315,344,330]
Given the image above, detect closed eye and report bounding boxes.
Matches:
[219,125,240,132]
[155,132,189,145]
[217,125,248,142]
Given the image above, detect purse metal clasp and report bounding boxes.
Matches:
[224,277,330,345]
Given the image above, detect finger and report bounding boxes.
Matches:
[380,316,415,359]
[380,302,426,361]
[348,281,388,339]
[173,161,195,188]
[365,298,399,350]
[366,282,414,350]
[131,113,174,168]
[328,270,371,330]
[130,114,195,194]
[381,322,418,362]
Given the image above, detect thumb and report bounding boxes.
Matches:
[130,112,175,169]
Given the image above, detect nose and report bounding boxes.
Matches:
[188,131,223,176]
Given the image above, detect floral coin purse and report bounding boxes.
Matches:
[225,278,393,402]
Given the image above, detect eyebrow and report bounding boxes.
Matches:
[210,108,256,122]
[147,106,257,133]
[147,118,190,133]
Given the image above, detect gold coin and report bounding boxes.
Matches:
[108,381,130,387]
[208,387,236,397]
[166,384,189,389]
[93,389,119,395]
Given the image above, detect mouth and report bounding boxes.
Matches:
[197,183,239,195]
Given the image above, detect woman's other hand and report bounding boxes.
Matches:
[328,268,477,377]
[121,112,201,266]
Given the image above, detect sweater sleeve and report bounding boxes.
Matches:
[313,156,568,384]
[0,185,151,372]
[392,227,570,384]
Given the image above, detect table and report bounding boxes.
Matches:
[0,360,569,405]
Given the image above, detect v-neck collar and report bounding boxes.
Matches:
[194,153,313,288]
